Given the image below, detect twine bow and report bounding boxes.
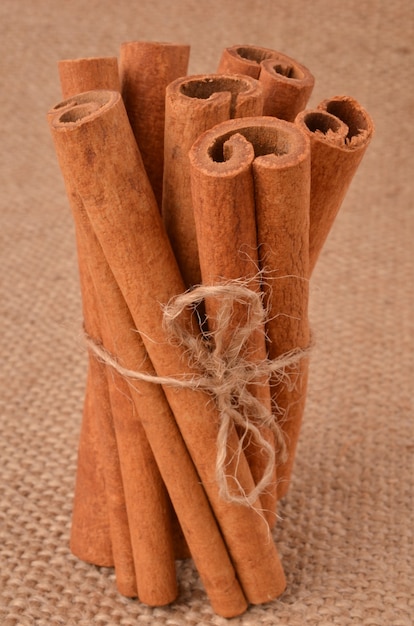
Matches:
[88,281,309,507]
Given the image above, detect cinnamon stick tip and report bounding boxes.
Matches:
[221,44,314,83]
[47,89,120,127]
[295,109,350,147]
[223,44,277,66]
[317,95,375,148]
[190,131,254,177]
[120,40,191,51]
[58,56,119,66]
[190,116,310,176]
[169,73,261,101]
[260,55,314,87]
[119,40,191,68]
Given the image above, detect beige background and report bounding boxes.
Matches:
[1,1,413,624]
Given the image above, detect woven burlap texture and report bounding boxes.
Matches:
[1,1,413,625]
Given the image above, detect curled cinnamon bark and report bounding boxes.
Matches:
[58,176,182,606]
[187,117,311,499]
[189,132,278,526]
[48,98,137,594]
[296,96,375,273]
[58,57,121,98]
[119,41,190,208]
[218,44,314,121]
[70,360,113,569]
[162,73,263,287]
[58,61,121,575]
[252,122,311,499]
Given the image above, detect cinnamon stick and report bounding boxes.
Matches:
[48,90,286,609]
[252,121,311,500]
[57,67,139,590]
[58,58,121,574]
[217,44,314,121]
[50,121,135,594]
[162,73,264,288]
[104,364,178,605]
[295,96,375,273]
[58,57,121,98]
[59,178,137,596]
[187,117,311,500]
[83,356,137,598]
[70,360,113,568]
[189,132,278,526]
[57,56,187,582]
[119,41,190,208]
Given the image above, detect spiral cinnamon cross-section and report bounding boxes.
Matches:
[218,44,314,121]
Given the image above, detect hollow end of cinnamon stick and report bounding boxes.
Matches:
[49,90,119,128]
[175,73,264,118]
[317,95,375,148]
[165,74,265,132]
[295,109,350,147]
[259,56,314,120]
[218,44,278,77]
[191,115,309,174]
[296,96,374,275]
[259,54,314,86]
[217,45,314,120]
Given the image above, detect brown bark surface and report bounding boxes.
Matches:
[69,361,113,568]
[119,41,190,208]
[58,61,121,575]
[58,56,121,98]
[162,73,263,288]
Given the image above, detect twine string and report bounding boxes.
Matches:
[87,281,309,507]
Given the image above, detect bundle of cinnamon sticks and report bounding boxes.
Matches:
[48,42,374,617]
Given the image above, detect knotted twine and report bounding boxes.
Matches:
[87,281,310,508]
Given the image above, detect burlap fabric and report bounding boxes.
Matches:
[1,1,413,624]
